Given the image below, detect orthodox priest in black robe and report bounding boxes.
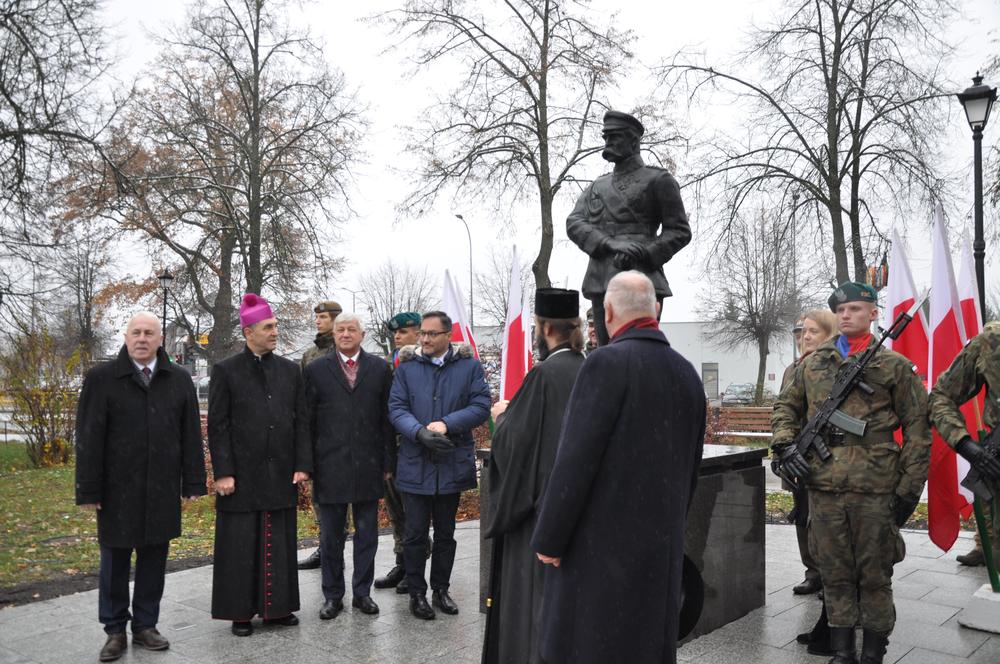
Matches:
[483,288,585,664]
[208,294,312,637]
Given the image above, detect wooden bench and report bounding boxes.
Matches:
[716,406,774,441]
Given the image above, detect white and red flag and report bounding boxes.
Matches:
[927,206,974,551]
[442,270,479,357]
[499,247,533,401]
[882,228,929,381]
[955,238,985,505]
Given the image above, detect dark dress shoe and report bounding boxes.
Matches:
[957,547,985,567]
[432,589,459,615]
[297,548,321,570]
[395,576,410,594]
[231,621,253,637]
[99,633,127,662]
[263,614,299,626]
[319,599,344,620]
[792,576,822,595]
[132,627,169,650]
[352,596,380,614]
[409,594,435,620]
[374,564,405,589]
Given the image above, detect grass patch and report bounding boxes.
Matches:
[0,442,31,473]
[765,490,970,532]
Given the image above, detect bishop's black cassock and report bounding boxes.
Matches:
[482,346,584,664]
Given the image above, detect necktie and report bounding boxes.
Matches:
[346,358,356,367]
[141,367,152,386]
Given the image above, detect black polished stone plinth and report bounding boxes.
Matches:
[477,443,768,635]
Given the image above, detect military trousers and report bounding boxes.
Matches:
[383,474,406,558]
[808,491,905,632]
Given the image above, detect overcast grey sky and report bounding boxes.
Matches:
[100,0,1000,323]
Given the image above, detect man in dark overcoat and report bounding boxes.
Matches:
[388,310,491,620]
[531,271,705,664]
[76,312,206,662]
[482,288,586,664]
[208,294,312,636]
[566,110,691,345]
[304,313,394,619]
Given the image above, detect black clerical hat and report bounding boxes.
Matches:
[535,288,580,319]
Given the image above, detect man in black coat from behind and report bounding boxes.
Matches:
[304,312,394,620]
[531,271,705,664]
[208,294,312,637]
[76,312,206,662]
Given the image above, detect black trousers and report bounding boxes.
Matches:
[590,294,664,346]
[319,500,379,602]
[401,491,461,595]
[98,542,169,634]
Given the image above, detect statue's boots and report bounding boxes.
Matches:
[827,626,858,664]
[796,600,833,655]
[859,629,889,664]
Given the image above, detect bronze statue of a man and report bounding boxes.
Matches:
[567,111,691,345]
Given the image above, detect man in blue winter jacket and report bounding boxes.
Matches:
[388,310,491,620]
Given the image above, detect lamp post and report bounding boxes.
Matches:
[454,214,475,330]
[341,287,363,312]
[157,269,174,347]
[956,72,997,319]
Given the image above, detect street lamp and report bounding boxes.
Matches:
[454,214,475,330]
[341,287,363,312]
[956,72,998,318]
[157,268,173,347]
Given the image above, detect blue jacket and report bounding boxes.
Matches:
[388,344,491,495]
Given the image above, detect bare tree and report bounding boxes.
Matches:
[701,204,811,404]
[81,0,363,365]
[378,0,680,288]
[474,245,534,328]
[358,261,439,355]
[661,0,956,283]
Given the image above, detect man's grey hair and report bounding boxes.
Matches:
[333,312,364,329]
[126,311,161,332]
[605,271,656,318]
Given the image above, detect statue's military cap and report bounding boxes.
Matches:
[314,300,343,315]
[387,311,421,331]
[602,110,645,137]
[828,282,878,312]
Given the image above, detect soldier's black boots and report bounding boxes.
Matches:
[827,626,858,664]
[374,560,405,589]
[859,629,889,664]
[796,601,833,655]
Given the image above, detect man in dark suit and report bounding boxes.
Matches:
[566,110,691,345]
[532,271,705,664]
[76,312,206,662]
[208,294,312,636]
[304,312,395,619]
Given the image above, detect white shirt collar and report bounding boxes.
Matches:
[339,350,360,364]
[132,356,158,373]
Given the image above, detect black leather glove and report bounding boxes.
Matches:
[415,427,454,454]
[956,437,1000,482]
[777,444,810,480]
[891,494,920,527]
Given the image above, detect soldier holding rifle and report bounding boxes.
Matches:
[772,282,931,664]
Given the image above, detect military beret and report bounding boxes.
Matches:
[314,300,343,315]
[535,288,580,319]
[387,312,421,331]
[828,282,878,311]
[602,110,645,137]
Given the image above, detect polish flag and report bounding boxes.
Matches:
[882,229,929,381]
[442,270,479,357]
[499,247,533,401]
[955,239,984,505]
[927,207,973,551]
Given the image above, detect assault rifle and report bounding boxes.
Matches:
[772,293,929,491]
[961,431,1000,501]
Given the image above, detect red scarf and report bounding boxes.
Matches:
[847,332,872,356]
[611,317,660,340]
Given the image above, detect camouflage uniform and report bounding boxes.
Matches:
[300,331,335,369]
[928,323,1000,572]
[772,336,931,632]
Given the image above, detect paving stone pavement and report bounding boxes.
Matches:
[1,522,998,663]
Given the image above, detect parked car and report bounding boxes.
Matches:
[721,383,755,407]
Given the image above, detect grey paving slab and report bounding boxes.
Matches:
[1,522,998,663]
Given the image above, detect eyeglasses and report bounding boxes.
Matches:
[418,330,449,339]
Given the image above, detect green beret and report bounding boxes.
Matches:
[387,312,421,331]
[314,300,343,315]
[602,110,645,137]
[828,282,878,311]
